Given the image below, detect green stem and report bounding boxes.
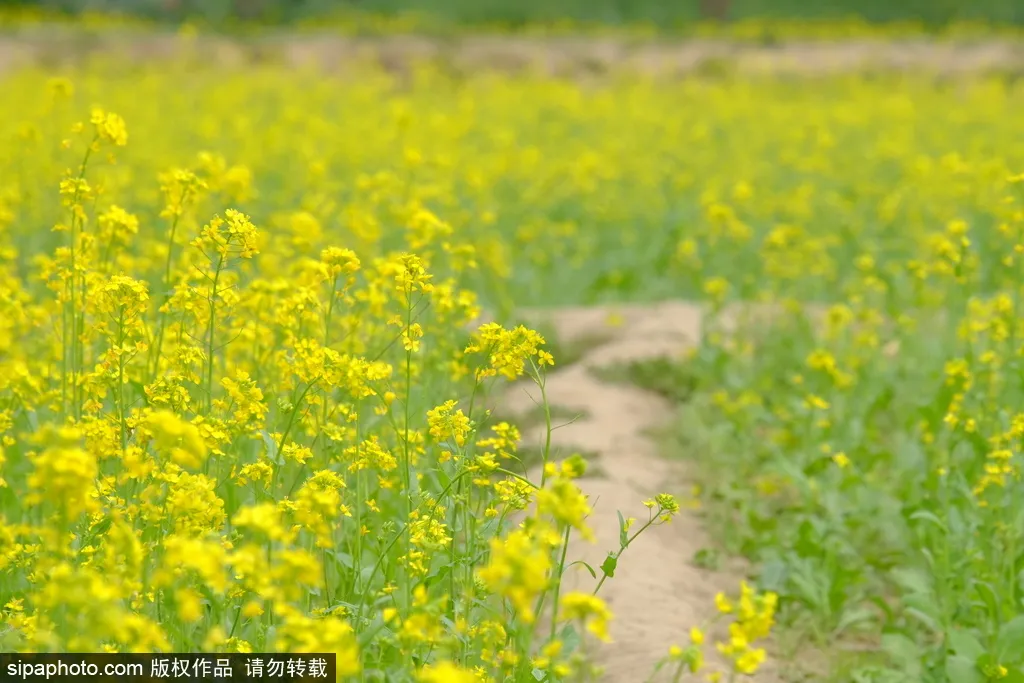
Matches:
[206,253,225,413]
[277,380,318,457]
[67,140,95,421]
[548,525,572,642]
[61,289,68,421]
[322,547,332,609]
[402,292,414,615]
[350,404,364,600]
[592,511,661,597]
[150,188,189,380]
[357,470,471,620]
[117,307,126,451]
[535,363,553,489]
[324,275,338,347]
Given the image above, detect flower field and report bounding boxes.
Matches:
[1,36,1024,682]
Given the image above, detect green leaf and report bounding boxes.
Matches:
[997,615,1024,663]
[909,509,948,533]
[601,553,618,579]
[867,385,894,417]
[903,594,942,635]
[945,655,983,683]
[260,429,279,462]
[560,624,581,652]
[331,551,354,570]
[980,657,1024,682]
[1003,668,1024,683]
[532,668,546,681]
[881,633,922,678]
[692,547,721,570]
[973,580,1001,621]
[947,629,985,661]
[85,516,114,541]
[567,560,597,579]
[892,567,933,596]
[789,569,825,611]
[427,565,452,590]
[834,606,878,637]
[440,616,467,642]
[904,607,940,636]
[869,596,895,623]
[758,558,788,593]
[616,510,628,548]
[357,619,390,648]
[648,648,672,677]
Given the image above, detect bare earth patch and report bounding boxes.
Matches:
[498,301,780,682]
[2,30,1024,76]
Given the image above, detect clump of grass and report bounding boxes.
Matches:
[592,356,700,404]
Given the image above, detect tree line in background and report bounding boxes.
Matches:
[2,0,1022,28]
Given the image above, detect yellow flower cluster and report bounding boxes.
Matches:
[714,583,777,676]
[0,64,745,679]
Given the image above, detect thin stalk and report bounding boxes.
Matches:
[351,403,365,600]
[318,276,339,466]
[357,470,471,620]
[536,366,553,489]
[150,187,189,380]
[206,253,225,414]
[67,139,95,421]
[117,307,126,451]
[592,510,662,597]
[402,292,414,616]
[61,289,68,421]
[548,526,572,642]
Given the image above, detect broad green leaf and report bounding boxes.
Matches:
[903,594,941,634]
[331,551,354,570]
[892,567,933,596]
[789,569,825,610]
[997,615,1024,663]
[881,633,922,678]
[973,581,1001,621]
[560,624,581,653]
[834,606,878,637]
[601,553,618,579]
[1004,668,1024,683]
[945,655,983,683]
[84,516,114,541]
[947,629,985,661]
[758,558,788,593]
[259,429,279,462]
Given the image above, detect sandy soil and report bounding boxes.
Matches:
[2,31,1024,76]
[497,301,780,682]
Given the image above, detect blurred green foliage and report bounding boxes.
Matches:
[4,0,1024,27]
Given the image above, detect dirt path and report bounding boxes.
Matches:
[499,301,779,682]
[2,30,1024,76]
